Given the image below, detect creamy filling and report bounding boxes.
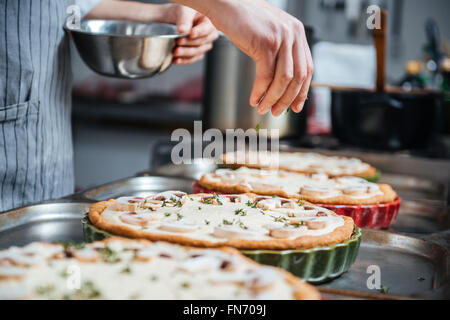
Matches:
[225,151,372,176]
[101,193,345,243]
[0,241,299,300]
[204,167,383,200]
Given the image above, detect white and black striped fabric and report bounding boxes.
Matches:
[0,0,75,212]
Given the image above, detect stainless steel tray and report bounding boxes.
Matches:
[151,163,450,235]
[78,175,195,201]
[0,203,448,299]
[319,229,450,300]
[0,202,93,249]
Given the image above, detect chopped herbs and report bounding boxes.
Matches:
[379,285,389,294]
[246,200,257,208]
[120,265,132,274]
[417,276,426,282]
[255,123,261,133]
[234,209,246,216]
[237,220,248,230]
[213,194,223,205]
[162,200,167,207]
[288,222,305,228]
[205,220,210,225]
[180,282,191,289]
[164,212,171,217]
[176,213,184,221]
[170,197,183,207]
[272,195,278,198]
[35,284,55,297]
[285,106,291,115]
[189,197,194,201]
[273,216,288,223]
[150,275,158,282]
[58,242,85,250]
[98,246,121,263]
[223,219,234,225]
[63,281,102,300]
[198,206,202,210]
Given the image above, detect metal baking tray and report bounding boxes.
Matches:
[150,163,450,235]
[319,229,450,300]
[78,175,195,201]
[0,203,448,299]
[379,173,446,206]
[0,202,92,249]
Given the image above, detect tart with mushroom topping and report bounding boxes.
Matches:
[222,151,379,181]
[86,191,362,282]
[194,167,401,229]
[0,238,320,300]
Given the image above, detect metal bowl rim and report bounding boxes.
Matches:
[64,20,188,39]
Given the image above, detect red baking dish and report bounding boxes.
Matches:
[192,181,401,230]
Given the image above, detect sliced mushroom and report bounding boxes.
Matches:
[213,226,258,239]
[72,248,100,263]
[109,197,143,212]
[269,226,307,239]
[119,212,159,227]
[159,221,199,233]
[305,220,327,230]
[299,185,336,197]
[342,186,370,196]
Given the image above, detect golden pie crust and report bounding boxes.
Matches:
[222,152,378,179]
[0,238,320,300]
[198,176,398,205]
[88,194,355,251]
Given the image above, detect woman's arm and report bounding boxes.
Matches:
[85,0,218,65]
[173,0,314,116]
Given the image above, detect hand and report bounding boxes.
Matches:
[177,0,314,116]
[164,5,219,65]
[85,1,218,65]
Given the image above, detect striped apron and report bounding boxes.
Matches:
[0,0,75,212]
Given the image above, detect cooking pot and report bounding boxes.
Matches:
[329,11,442,150]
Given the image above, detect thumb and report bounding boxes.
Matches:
[176,6,197,34]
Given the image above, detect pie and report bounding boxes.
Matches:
[0,238,320,300]
[88,191,355,251]
[196,167,397,206]
[194,168,401,229]
[222,151,378,180]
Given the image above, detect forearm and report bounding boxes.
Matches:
[171,0,234,21]
[84,0,171,22]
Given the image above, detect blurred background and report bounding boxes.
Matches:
[71,0,450,191]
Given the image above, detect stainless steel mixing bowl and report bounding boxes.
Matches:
[65,20,187,79]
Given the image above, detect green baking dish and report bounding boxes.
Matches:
[242,228,361,283]
[82,216,361,284]
[363,170,381,183]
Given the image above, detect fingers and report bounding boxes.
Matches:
[249,51,277,107]
[174,43,213,58]
[257,40,294,115]
[173,54,205,65]
[189,15,216,39]
[270,39,307,116]
[175,6,197,34]
[173,13,218,66]
[177,31,219,46]
[291,36,314,113]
